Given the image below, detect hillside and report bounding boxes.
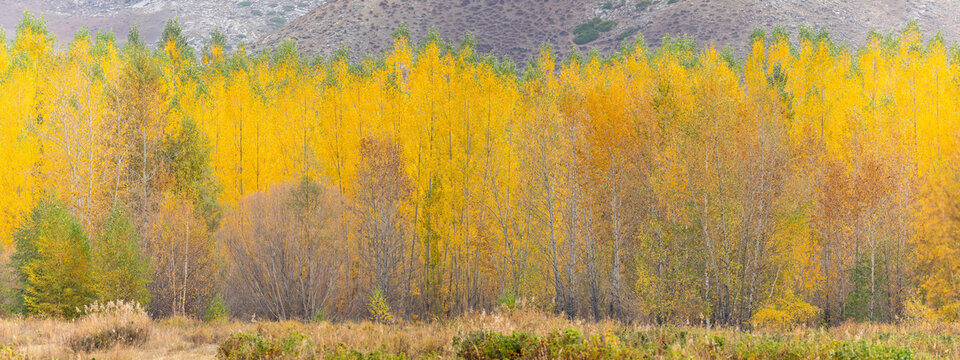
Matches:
[0,0,323,49]
[255,0,960,63]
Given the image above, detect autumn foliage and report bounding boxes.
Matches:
[1,13,959,327]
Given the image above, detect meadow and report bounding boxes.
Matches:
[0,301,956,359]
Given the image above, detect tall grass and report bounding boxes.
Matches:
[0,302,955,358]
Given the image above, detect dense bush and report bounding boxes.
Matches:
[217,331,310,360]
[454,328,638,360]
[572,17,617,45]
[573,29,600,45]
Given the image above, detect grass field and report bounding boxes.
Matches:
[0,303,957,359]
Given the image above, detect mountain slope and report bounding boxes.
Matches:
[255,0,593,64]
[255,0,960,63]
[0,0,324,49]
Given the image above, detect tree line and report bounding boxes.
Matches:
[1,13,959,327]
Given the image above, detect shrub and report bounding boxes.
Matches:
[312,309,326,322]
[68,300,151,353]
[496,289,518,310]
[368,286,393,323]
[574,29,600,45]
[573,18,602,35]
[0,346,24,360]
[217,332,280,359]
[205,293,231,323]
[217,331,312,359]
[751,289,820,329]
[238,1,252,6]
[596,20,618,32]
[615,26,639,41]
[636,0,652,10]
[454,330,541,360]
[325,346,406,360]
[572,17,615,45]
[454,328,633,360]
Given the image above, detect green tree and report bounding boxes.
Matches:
[163,118,222,231]
[93,204,152,306]
[11,199,95,318]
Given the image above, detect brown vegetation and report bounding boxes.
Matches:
[0,303,958,359]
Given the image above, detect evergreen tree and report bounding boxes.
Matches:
[11,199,95,318]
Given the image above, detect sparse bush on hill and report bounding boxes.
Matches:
[615,26,639,41]
[574,28,600,45]
[572,17,617,45]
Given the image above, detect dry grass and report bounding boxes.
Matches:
[0,304,957,359]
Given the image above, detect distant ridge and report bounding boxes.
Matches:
[254,0,960,63]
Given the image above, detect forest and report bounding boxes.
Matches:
[1,12,959,332]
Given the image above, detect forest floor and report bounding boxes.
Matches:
[0,305,958,359]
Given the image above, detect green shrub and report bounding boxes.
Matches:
[204,293,231,323]
[574,18,602,35]
[218,332,281,359]
[312,309,326,322]
[496,289,517,310]
[668,0,679,3]
[572,17,615,45]
[325,345,406,360]
[830,341,915,360]
[596,20,618,32]
[454,330,541,360]
[455,328,634,359]
[252,10,263,16]
[601,1,614,9]
[615,26,639,41]
[270,17,287,26]
[237,1,252,6]
[636,0,652,10]
[574,29,600,45]
[217,331,313,359]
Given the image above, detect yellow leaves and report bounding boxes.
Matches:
[164,39,179,62]
[5,14,960,322]
[751,289,820,329]
[0,42,8,72]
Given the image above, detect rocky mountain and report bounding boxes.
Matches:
[254,0,960,63]
[0,0,325,49]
